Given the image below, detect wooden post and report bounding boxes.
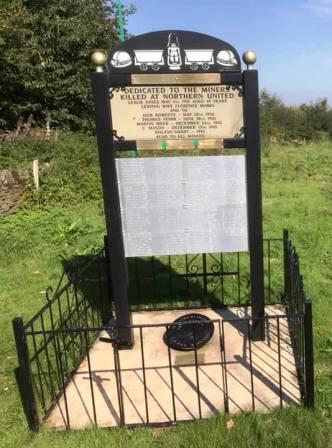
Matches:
[32,160,39,190]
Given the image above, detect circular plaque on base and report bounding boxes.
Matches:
[163,313,214,351]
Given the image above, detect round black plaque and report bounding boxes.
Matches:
[163,313,214,351]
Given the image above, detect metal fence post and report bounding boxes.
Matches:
[12,317,39,431]
[104,234,113,317]
[304,299,314,408]
[283,229,290,304]
[202,253,208,306]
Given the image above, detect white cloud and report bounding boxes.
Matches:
[303,0,332,16]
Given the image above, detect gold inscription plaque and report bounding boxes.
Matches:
[131,73,221,85]
[136,139,223,151]
[110,85,243,142]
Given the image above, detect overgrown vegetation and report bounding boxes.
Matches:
[260,91,332,143]
[0,0,135,132]
[0,132,102,206]
[0,140,331,447]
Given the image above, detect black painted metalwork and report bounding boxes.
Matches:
[243,69,265,341]
[113,342,125,426]
[139,327,149,424]
[166,324,177,422]
[163,314,214,351]
[127,238,284,310]
[277,318,283,408]
[92,31,265,346]
[12,232,314,431]
[18,312,306,429]
[247,319,255,411]
[12,247,109,430]
[107,30,241,75]
[283,230,314,408]
[12,318,39,432]
[92,72,133,347]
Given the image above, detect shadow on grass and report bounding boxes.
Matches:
[60,251,252,315]
[14,249,287,429]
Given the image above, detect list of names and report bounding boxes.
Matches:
[116,155,248,257]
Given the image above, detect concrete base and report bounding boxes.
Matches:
[46,306,301,430]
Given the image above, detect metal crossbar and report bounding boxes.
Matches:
[19,313,302,430]
[127,238,284,310]
[12,232,314,432]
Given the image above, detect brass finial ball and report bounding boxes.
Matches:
[242,50,257,69]
[91,50,107,70]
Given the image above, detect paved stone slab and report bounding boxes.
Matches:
[46,306,301,430]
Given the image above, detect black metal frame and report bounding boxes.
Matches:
[12,232,314,431]
[91,31,265,345]
[92,76,132,347]
[243,70,264,340]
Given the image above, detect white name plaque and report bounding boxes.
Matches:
[116,155,248,257]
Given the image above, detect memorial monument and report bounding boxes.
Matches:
[10,30,314,433]
[91,30,264,346]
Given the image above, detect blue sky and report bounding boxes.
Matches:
[125,0,332,105]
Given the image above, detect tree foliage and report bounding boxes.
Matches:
[260,90,332,143]
[0,0,135,131]
[1,3,331,142]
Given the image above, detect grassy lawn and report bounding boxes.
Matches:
[0,142,331,447]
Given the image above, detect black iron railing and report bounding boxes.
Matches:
[283,229,314,408]
[12,248,110,431]
[18,312,303,430]
[12,232,314,432]
[127,237,284,310]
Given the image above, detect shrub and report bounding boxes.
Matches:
[0,131,102,207]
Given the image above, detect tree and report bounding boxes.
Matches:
[259,90,287,140]
[259,90,332,143]
[301,99,332,139]
[0,0,31,129]
[0,0,135,131]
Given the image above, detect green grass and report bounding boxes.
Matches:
[0,142,332,447]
